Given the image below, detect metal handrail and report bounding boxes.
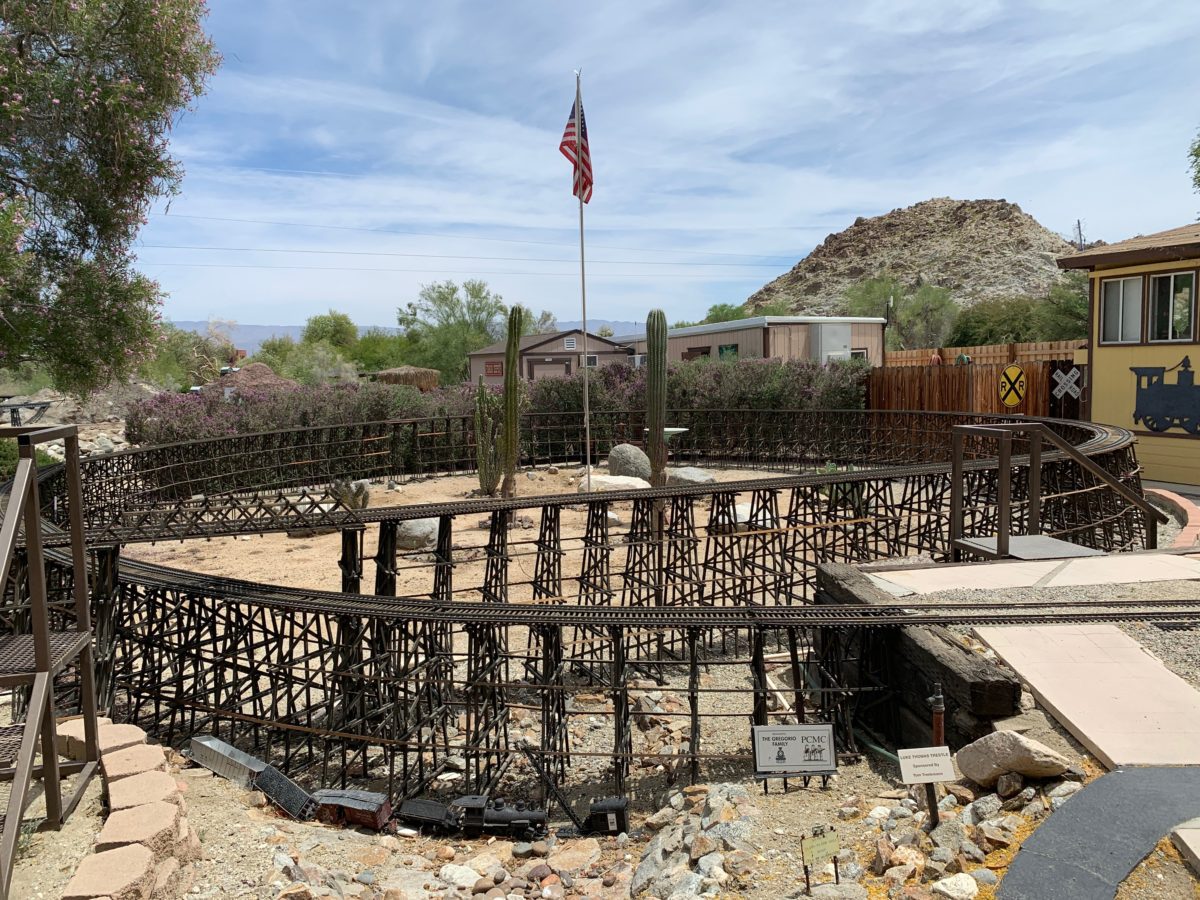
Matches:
[951,421,1165,558]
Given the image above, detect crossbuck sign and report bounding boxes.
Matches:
[1052,367,1082,400]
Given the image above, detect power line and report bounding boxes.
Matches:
[137,243,783,268]
[150,212,797,261]
[137,261,762,279]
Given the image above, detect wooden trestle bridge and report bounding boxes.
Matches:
[1,409,1192,821]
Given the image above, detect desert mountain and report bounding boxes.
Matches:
[745,198,1075,315]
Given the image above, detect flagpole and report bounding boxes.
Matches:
[575,70,592,491]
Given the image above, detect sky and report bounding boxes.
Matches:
[140,0,1200,328]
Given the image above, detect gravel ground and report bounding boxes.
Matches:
[1115,837,1200,900]
[924,579,1200,690]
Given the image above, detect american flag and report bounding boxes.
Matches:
[559,98,593,203]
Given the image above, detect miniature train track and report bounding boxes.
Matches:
[11,408,1184,803]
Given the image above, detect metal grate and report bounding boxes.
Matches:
[0,724,26,766]
[0,632,87,680]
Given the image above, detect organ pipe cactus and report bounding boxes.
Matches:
[474,375,502,496]
[646,308,668,489]
[499,306,525,499]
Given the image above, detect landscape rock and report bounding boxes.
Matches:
[577,474,651,494]
[607,444,651,480]
[806,884,869,899]
[396,518,440,550]
[955,730,1069,787]
[547,838,600,875]
[1047,780,1082,800]
[959,840,987,864]
[931,872,980,899]
[440,863,483,889]
[961,794,1002,825]
[666,467,715,486]
[930,821,967,854]
[995,772,1024,798]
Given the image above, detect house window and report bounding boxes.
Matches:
[484,361,503,376]
[850,348,869,360]
[1149,272,1194,342]
[1100,276,1143,343]
[584,354,598,367]
[564,337,577,350]
[682,346,711,361]
[718,343,739,361]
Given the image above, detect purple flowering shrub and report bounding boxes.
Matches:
[126,359,869,447]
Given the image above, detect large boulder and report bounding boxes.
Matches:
[607,443,651,480]
[578,474,651,494]
[396,518,440,550]
[666,466,715,486]
[955,730,1070,787]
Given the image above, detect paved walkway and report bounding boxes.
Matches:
[865,551,1200,595]
[998,768,1200,899]
[974,624,1200,768]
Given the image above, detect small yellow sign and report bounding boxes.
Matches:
[801,827,840,866]
[1000,364,1026,408]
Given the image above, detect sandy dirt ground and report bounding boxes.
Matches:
[123,464,802,600]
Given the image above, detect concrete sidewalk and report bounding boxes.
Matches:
[975,624,1200,769]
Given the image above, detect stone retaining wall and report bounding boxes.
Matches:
[56,717,201,900]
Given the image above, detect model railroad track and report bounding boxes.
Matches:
[61,547,1200,630]
[34,413,1138,546]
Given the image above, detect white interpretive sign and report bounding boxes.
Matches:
[752,723,836,776]
[898,746,955,784]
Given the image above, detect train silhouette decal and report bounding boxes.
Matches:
[1130,356,1200,434]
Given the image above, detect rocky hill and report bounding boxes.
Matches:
[746,198,1075,315]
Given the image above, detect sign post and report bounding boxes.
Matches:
[751,723,836,793]
[799,824,841,895]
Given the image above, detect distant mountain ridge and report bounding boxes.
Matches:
[745,198,1075,315]
[171,320,641,354]
[170,321,399,354]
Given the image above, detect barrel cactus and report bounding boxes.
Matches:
[646,308,668,489]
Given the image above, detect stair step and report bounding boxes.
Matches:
[0,631,89,686]
[0,723,27,767]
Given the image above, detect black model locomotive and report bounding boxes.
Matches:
[1130,356,1200,434]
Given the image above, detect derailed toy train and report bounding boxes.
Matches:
[1130,356,1200,434]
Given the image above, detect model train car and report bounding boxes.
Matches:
[1130,356,1200,434]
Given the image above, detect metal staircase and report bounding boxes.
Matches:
[949,420,1168,561]
[0,426,99,899]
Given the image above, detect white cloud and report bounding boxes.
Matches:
[141,0,1200,327]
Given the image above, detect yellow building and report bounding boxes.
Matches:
[1059,224,1200,485]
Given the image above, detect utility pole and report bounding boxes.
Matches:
[1074,219,1085,251]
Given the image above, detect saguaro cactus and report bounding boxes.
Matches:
[646,309,668,489]
[499,306,525,499]
[474,375,502,496]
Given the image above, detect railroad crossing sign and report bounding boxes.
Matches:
[1000,364,1027,408]
[1053,366,1082,400]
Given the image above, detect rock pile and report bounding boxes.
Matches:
[258,830,630,899]
[820,730,1085,899]
[627,680,691,780]
[633,782,760,898]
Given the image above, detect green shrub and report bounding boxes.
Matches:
[0,440,58,481]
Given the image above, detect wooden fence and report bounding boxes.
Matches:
[868,359,1082,419]
[883,340,1082,368]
